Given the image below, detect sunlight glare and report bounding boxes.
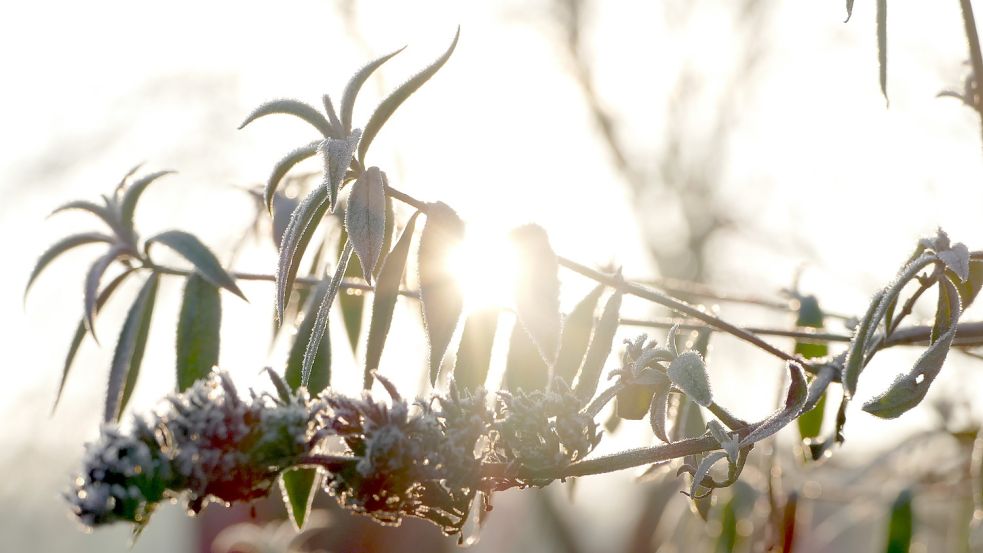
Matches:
[447,225,520,313]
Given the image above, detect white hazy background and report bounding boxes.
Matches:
[2,0,983,551]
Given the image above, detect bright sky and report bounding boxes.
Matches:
[3,0,983,551]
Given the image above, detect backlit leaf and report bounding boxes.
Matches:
[364,211,420,389]
[104,273,160,422]
[454,309,499,391]
[373,197,395,280]
[510,224,561,366]
[146,230,245,300]
[280,469,320,531]
[345,166,387,283]
[358,27,460,163]
[573,291,622,404]
[52,268,135,412]
[504,319,549,392]
[950,260,983,309]
[418,202,465,384]
[667,351,713,408]
[118,170,175,232]
[238,98,338,139]
[25,232,114,300]
[83,245,128,341]
[319,129,361,209]
[337,225,364,355]
[175,273,221,392]
[340,46,406,133]
[286,281,332,394]
[264,141,320,213]
[276,186,330,320]
[939,242,970,282]
[884,489,913,553]
[739,361,808,447]
[794,296,828,440]
[50,200,121,236]
[271,192,300,248]
[877,0,888,104]
[863,278,960,419]
[301,242,352,387]
[554,284,604,385]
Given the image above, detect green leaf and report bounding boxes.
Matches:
[931,275,959,344]
[286,281,332,394]
[276,186,330,321]
[345,166,387,283]
[667,351,714,408]
[319,129,361,209]
[938,242,970,282]
[453,308,499,390]
[358,27,460,163]
[554,284,604,385]
[504,319,549,392]
[25,232,115,300]
[52,268,135,413]
[337,225,364,355]
[280,468,320,531]
[264,141,320,213]
[794,296,828,440]
[364,211,420,389]
[863,277,961,419]
[647,377,672,442]
[301,242,352,387]
[573,291,622,404]
[118,170,175,232]
[104,272,160,422]
[374,197,395,280]
[510,224,561,366]
[877,0,888,104]
[950,260,983,309]
[175,273,221,392]
[418,202,465,384]
[238,98,338,139]
[340,46,406,133]
[739,361,808,447]
[83,245,128,341]
[146,230,245,300]
[271,192,300,248]
[842,291,884,398]
[884,489,913,553]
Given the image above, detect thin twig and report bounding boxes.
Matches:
[620,317,854,344]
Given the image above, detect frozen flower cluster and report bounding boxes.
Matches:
[69,373,324,527]
[488,379,600,483]
[318,379,492,535]
[67,372,605,535]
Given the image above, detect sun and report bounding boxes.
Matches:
[447,224,520,313]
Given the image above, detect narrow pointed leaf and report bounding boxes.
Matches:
[322,94,342,133]
[119,170,175,230]
[504,320,549,392]
[573,291,622,404]
[264,141,320,212]
[863,278,960,419]
[238,98,338,138]
[114,162,145,195]
[454,309,499,390]
[50,200,120,234]
[932,275,959,344]
[884,490,913,553]
[554,284,604,384]
[340,46,405,133]
[510,224,561,366]
[667,351,714,407]
[799,366,836,440]
[104,273,160,422]
[648,380,672,442]
[877,0,888,104]
[25,232,114,300]
[146,230,245,300]
[53,268,135,412]
[175,273,221,392]
[345,166,387,283]
[319,129,361,209]
[280,469,320,531]
[286,281,332,394]
[276,186,330,321]
[358,27,460,163]
[689,452,728,499]
[84,245,127,340]
[418,202,465,384]
[739,361,808,447]
[301,242,352,386]
[364,211,420,388]
[337,224,364,355]
[373,197,395,280]
[271,192,300,248]
[845,0,855,22]
[842,290,886,397]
